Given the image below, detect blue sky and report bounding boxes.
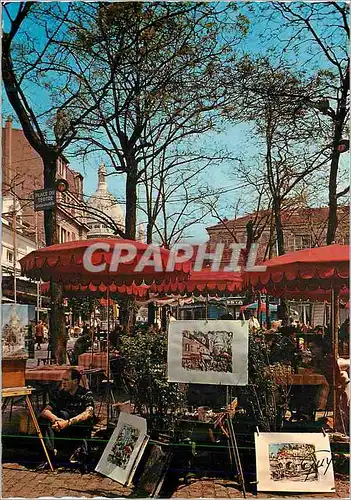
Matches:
[2,1,348,244]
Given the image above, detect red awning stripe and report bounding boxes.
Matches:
[20,239,191,286]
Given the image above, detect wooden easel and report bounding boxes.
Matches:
[2,386,54,471]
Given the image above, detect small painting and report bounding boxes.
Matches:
[255,432,334,492]
[182,329,232,372]
[1,304,35,358]
[269,443,318,482]
[107,424,140,469]
[95,413,148,485]
[168,320,248,385]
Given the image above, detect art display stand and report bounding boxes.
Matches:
[2,386,54,471]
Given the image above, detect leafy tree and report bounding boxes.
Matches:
[52,1,249,239]
[119,330,186,432]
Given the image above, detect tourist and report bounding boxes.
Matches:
[248,311,260,333]
[39,368,94,471]
[35,320,44,350]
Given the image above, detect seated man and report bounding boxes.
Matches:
[39,368,94,470]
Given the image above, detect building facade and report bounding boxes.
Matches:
[1,118,89,304]
[206,206,349,267]
[2,118,89,247]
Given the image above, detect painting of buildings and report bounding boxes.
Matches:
[269,443,318,482]
[168,320,248,385]
[182,329,232,373]
[255,432,335,493]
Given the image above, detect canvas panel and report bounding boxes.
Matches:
[2,304,34,358]
[255,432,334,493]
[168,320,248,385]
[95,413,147,485]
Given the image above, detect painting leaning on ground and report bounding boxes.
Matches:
[107,424,140,469]
[269,443,318,482]
[182,329,233,372]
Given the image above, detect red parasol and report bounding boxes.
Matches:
[244,244,349,292]
[20,238,191,286]
[244,243,350,432]
[151,269,243,296]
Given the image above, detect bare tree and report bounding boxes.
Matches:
[53,2,248,239]
[261,2,350,244]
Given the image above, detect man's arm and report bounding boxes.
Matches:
[41,405,62,424]
[68,406,94,425]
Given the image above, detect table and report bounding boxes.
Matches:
[2,386,54,471]
[272,371,330,411]
[78,352,108,372]
[25,365,89,389]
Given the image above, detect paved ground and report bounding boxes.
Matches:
[1,464,349,498]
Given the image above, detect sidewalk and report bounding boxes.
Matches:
[2,464,349,498]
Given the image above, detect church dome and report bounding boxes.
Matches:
[86,162,125,238]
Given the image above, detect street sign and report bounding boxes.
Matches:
[33,188,56,211]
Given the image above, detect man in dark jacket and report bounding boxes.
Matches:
[39,368,94,470]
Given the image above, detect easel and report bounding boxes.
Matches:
[2,386,54,471]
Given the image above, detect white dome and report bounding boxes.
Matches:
[86,162,124,238]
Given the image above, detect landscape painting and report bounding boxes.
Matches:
[255,432,334,492]
[168,320,248,385]
[95,413,147,485]
[1,304,34,358]
[269,443,318,482]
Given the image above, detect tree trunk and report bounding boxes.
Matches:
[125,168,138,240]
[146,222,153,245]
[327,65,349,244]
[273,198,285,256]
[43,156,66,364]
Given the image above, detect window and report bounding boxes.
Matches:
[7,250,13,263]
[294,235,311,251]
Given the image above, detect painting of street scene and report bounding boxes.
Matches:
[1,304,34,357]
[107,424,140,469]
[269,443,318,482]
[182,329,233,373]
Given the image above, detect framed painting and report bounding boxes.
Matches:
[255,432,335,492]
[168,320,248,385]
[95,412,148,485]
[135,442,173,497]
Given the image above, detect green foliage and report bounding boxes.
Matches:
[240,331,289,431]
[119,330,186,432]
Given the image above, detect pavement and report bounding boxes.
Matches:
[1,465,350,498]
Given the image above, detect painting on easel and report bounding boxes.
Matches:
[1,304,34,358]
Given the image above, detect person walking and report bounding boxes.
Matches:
[35,320,44,350]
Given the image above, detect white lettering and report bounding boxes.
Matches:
[223,243,246,272]
[245,243,267,272]
[134,245,163,272]
[193,243,224,272]
[83,242,110,273]
[110,243,137,272]
[166,243,194,272]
